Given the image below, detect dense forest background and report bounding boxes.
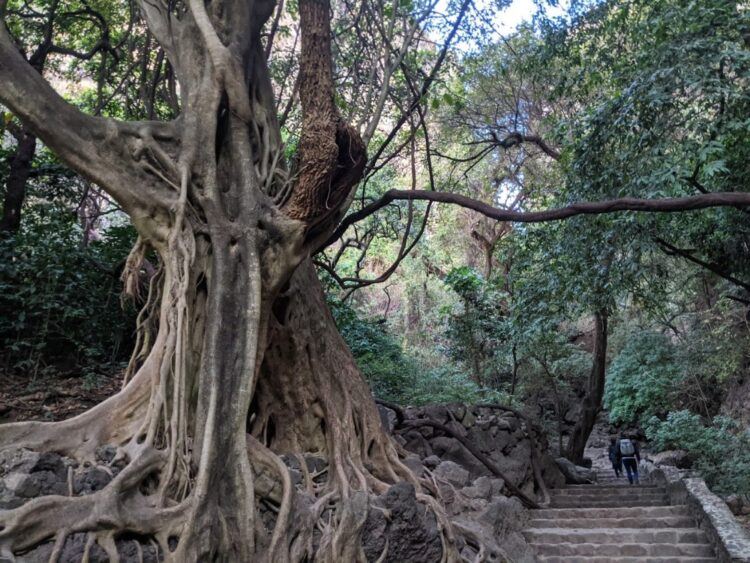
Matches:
[2,0,749,499]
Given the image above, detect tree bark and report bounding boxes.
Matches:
[1,128,36,233]
[565,310,608,465]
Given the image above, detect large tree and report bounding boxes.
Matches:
[1,0,750,560]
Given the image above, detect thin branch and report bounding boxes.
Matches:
[654,236,750,292]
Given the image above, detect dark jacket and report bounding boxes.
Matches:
[608,443,620,462]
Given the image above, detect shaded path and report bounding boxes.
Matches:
[522,439,718,561]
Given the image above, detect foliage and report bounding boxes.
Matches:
[329,297,415,403]
[0,203,136,381]
[604,330,682,425]
[330,291,508,405]
[441,266,514,388]
[646,410,750,495]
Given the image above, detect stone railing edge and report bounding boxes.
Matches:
[640,460,750,563]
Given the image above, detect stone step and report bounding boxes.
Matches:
[523,528,709,545]
[531,542,715,558]
[555,485,662,494]
[552,491,667,500]
[549,497,669,508]
[536,556,717,563]
[533,505,691,520]
[529,516,697,529]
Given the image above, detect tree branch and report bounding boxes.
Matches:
[326,189,750,246]
[0,19,177,214]
[654,236,750,292]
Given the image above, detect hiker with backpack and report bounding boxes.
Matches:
[608,436,623,478]
[617,434,641,485]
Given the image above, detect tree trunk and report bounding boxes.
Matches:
[565,310,608,465]
[1,128,36,233]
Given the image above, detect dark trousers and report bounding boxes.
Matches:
[610,457,622,476]
[623,457,639,484]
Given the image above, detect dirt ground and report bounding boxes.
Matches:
[0,371,120,423]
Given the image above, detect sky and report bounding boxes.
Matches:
[494,0,571,33]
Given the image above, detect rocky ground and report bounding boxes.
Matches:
[1,398,575,562]
[376,402,570,561]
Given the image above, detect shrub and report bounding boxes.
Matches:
[0,206,136,381]
[646,410,750,495]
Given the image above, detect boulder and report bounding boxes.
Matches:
[445,420,467,438]
[434,460,470,488]
[422,404,450,424]
[489,445,531,488]
[554,457,596,484]
[402,430,432,459]
[461,409,476,428]
[402,453,424,477]
[539,453,566,489]
[422,455,441,470]
[466,426,495,453]
[377,405,398,434]
[447,402,466,421]
[362,483,442,563]
[651,449,692,469]
[428,437,486,478]
[461,476,494,500]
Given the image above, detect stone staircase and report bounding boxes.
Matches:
[523,465,718,562]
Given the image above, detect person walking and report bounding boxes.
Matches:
[608,436,623,478]
[617,433,641,485]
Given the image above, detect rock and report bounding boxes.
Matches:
[423,455,441,469]
[422,404,450,424]
[489,444,530,488]
[461,409,476,428]
[403,430,432,459]
[0,448,40,476]
[32,452,66,478]
[448,402,466,421]
[489,477,506,496]
[418,425,434,439]
[377,405,398,434]
[74,467,112,495]
[467,426,495,452]
[540,453,566,489]
[428,437,486,478]
[725,494,743,515]
[362,483,442,563]
[20,532,111,563]
[434,460,470,488]
[494,418,513,432]
[462,476,493,499]
[503,415,520,432]
[479,496,529,536]
[304,454,327,473]
[403,406,420,420]
[580,457,593,469]
[95,445,117,464]
[402,453,424,477]
[651,449,692,469]
[0,480,23,509]
[554,457,596,484]
[444,420,467,438]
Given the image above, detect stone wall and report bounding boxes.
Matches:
[642,461,750,562]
